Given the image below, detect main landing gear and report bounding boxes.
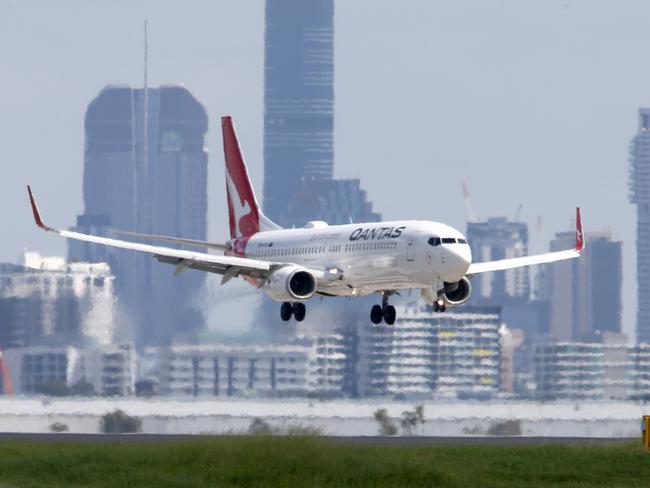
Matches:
[370,294,397,325]
[281,302,306,322]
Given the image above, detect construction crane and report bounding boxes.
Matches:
[462,181,478,223]
[514,203,523,222]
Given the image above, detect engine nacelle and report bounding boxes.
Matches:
[439,277,472,306]
[263,265,318,302]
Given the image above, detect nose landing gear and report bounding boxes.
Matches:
[370,293,397,325]
[434,300,446,313]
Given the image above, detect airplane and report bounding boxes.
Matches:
[27,116,584,325]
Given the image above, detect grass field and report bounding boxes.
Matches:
[0,437,648,487]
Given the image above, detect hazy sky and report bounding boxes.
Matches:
[2,0,649,338]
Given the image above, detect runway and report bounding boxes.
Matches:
[0,433,636,446]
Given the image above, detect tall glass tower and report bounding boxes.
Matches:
[630,108,650,344]
[263,0,335,225]
[69,85,208,346]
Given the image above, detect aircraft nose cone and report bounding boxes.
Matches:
[450,245,472,273]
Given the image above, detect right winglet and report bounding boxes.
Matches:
[575,207,584,253]
[27,186,53,232]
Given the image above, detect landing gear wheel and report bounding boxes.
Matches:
[383,305,396,325]
[293,302,306,322]
[370,305,383,324]
[440,304,446,313]
[434,301,446,313]
[280,302,293,321]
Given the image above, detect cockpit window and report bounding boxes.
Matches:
[430,237,467,245]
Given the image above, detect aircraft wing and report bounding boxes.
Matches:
[27,186,270,283]
[466,208,584,276]
[107,228,230,252]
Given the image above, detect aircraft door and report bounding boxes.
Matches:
[406,231,421,263]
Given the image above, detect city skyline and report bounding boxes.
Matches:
[3,1,649,339]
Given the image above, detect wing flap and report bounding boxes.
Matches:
[108,228,230,252]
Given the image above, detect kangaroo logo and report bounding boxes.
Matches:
[226,170,254,238]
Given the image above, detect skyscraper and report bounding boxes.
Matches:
[263,0,379,228]
[69,85,208,345]
[264,0,334,224]
[630,108,650,344]
[547,231,622,342]
[466,217,530,301]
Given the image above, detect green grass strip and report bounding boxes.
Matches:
[0,437,647,487]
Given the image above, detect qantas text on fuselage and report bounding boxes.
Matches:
[27,116,584,325]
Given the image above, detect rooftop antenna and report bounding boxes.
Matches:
[143,19,149,177]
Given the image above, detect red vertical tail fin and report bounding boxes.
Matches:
[221,116,280,239]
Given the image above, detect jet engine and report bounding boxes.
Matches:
[263,265,318,302]
[439,277,472,306]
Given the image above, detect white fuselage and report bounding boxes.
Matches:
[235,220,472,298]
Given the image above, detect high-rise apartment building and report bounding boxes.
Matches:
[357,305,501,398]
[69,85,208,345]
[547,231,622,342]
[534,332,637,400]
[4,343,136,396]
[149,337,351,398]
[630,108,650,344]
[0,252,115,349]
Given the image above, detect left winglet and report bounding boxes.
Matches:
[575,207,584,253]
[27,186,53,232]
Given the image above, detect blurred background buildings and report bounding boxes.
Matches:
[0,0,641,402]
